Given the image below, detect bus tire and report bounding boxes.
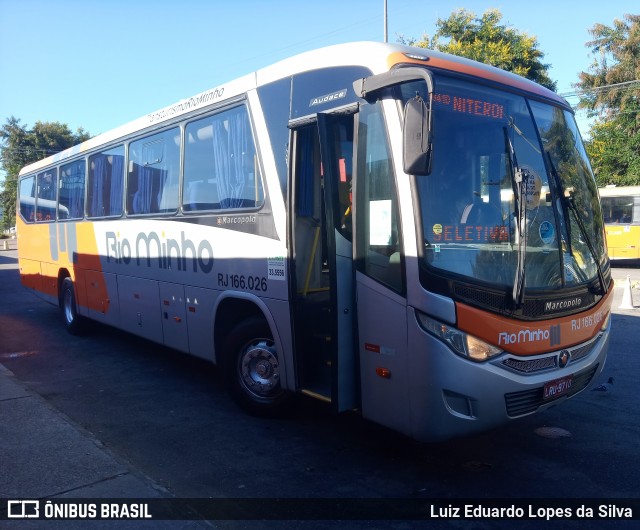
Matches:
[61,277,85,335]
[222,317,291,416]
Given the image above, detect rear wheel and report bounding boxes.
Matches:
[222,317,291,415]
[60,277,85,335]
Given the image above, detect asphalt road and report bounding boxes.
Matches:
[1,244,639,529]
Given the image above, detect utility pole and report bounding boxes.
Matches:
[383,0,388,43]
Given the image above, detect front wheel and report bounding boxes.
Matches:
[60,277,85,335]
[222,317,291,416]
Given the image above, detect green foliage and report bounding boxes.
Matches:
[575,14,640,117]
[0,117,90,229]
[575,14,640,185]
[585,102,640,186]
[399,8,557,91]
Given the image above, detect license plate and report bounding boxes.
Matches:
[543,375,573,400]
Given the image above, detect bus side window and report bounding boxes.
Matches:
[36,168,58,222]
[183,105,264,212]
[127,128,180,215]
[182,180,217,211]
[19,175,36,222]
[59,159,86,219]
[88,146,124,218]
[607,196,634,224]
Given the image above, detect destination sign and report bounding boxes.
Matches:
[433,92,505,120]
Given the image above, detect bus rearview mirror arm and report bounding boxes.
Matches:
[353,67,433,175]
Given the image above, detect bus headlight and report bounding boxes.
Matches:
[416,311,503,362]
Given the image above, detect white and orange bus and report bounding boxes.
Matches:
[17,42,613,441]
[599,185,640,260]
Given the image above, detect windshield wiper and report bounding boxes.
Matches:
[546,153,607,295]
[504,124,527,309]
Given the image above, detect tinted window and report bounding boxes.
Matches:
[290,65,371,119]
[127,127,181,215]
[601,196,635,224]
[36,168,58,222]
[59,159,86,219]
[257,78,291,197]
[183,106,264,212]
[19,175,36,222]
[88,146,125,218]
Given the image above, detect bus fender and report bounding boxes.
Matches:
[212,291,290,386]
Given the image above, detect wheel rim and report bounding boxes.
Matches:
[238,339,281,399]
[63,288,75,325]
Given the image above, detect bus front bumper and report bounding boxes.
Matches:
[406,319,610,442]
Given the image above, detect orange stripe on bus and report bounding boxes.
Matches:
[386,52,565,105]
[456,284,613,356]
[75,222,110,313]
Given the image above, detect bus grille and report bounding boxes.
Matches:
[568,341,597,363]
[502,356,556,373]
[499,334,600,374]
[504,365,599,417]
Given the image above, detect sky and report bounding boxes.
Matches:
[0,0,634,180]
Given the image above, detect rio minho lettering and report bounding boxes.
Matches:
[105,231,214,273]
[499,324,561,347]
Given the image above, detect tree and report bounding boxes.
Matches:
[575,14,640,186]
[0,118,90,229]
[575,14,640,118]
[400,9,557,91]
[585,105,640,186]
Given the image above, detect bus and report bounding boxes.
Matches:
[599,185,640,260]
[16,42,613,442]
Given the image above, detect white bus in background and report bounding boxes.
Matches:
[17,42,612,441]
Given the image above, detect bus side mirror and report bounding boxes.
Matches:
[403,96,431,175]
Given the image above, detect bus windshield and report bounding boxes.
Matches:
[405,74,608,300]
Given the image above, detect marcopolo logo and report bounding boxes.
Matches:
[106,231,214,273]
[544,297,584,313]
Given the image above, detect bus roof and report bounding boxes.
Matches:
[19,41,568,176]
[599,185,640,197]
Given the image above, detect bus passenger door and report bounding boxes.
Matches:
[352,101,410,434]
[317,112,357,412]
[290,113,357,412]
